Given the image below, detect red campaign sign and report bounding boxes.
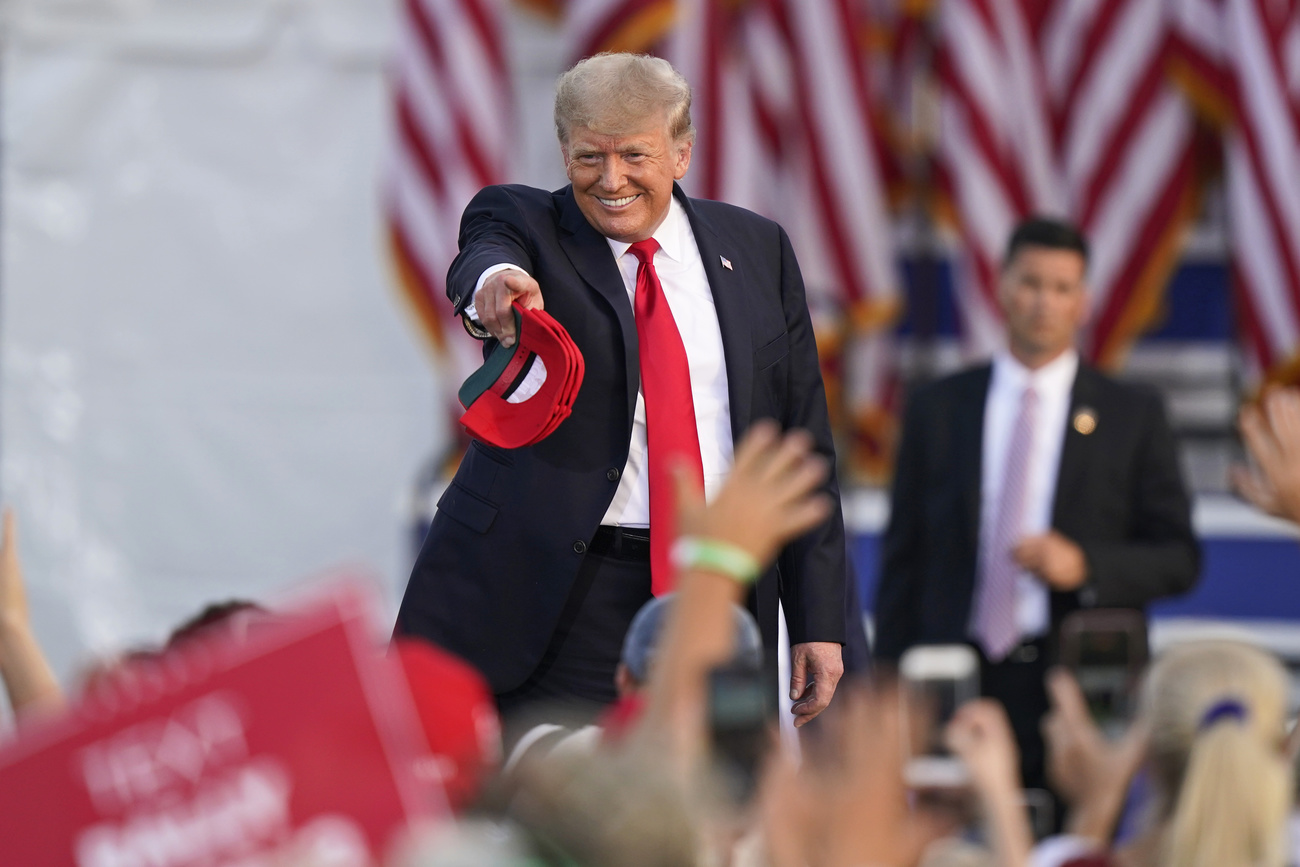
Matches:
[0,582,442,867]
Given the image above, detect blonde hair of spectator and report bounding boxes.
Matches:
[1142,640,1291,867]
[554,53,695,146]
[918,838,999,867]
[506,741,703,867]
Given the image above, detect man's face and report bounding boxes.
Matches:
[997,245,1089,364]
[562,117,692,243]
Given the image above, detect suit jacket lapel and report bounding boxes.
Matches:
[677,186,754,432]
[1052,364,1097,526]
[959,366,992,553]
[557,186,641,426]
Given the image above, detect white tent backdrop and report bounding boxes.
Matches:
[0,0,516,700]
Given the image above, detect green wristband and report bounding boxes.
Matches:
[670,536,762,585]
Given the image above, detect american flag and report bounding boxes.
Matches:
[565,0,675,59]
[935,0,1201,370]
[1174,0,1300,386]
[386,0,513,380]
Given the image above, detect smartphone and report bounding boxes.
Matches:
[707,663,773,806]
[1022,788,1056,840]
[900,644,980,788]
[1059,609,1148,737]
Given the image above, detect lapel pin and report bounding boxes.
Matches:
[720,255,733,271]
[1073,407,1098,435]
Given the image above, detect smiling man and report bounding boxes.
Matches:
[395,53,850,729]
[873,216,1200,792]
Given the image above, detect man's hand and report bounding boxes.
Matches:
[1014,530,1088,591]
[473,270,544,347]
[943,699,1034,867]
[789,640,843,727]
[1043,668,1147,842]
[944,699,1021,795]
[0,507,64,717]
[675,421,832,567]
[0,509,28,638]
[759,684,949,867]
[1232,387,1300,526]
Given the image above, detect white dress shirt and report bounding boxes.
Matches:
[975,349,1079,641]
[472,197,733,527]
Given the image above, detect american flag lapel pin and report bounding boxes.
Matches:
[720,255,733,270]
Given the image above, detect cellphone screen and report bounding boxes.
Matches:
[1070,626,1142,733]
[912,677,962,756]
[900,647,979,788]
[710,671,768,728]
[708,666,771,806]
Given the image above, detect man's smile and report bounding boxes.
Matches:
[596,194,640,208]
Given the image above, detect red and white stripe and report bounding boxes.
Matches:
[1220,0,1300,382]
[565,0,675,59]
[779,0,898,327]
[770,0,900,476]
[937,0,1198,368]
[386,0,512,370]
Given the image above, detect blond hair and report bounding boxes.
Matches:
[1141,640,1292,867]
[554,53,695,146]
[506,743,702,867]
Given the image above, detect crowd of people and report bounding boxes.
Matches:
[1,404,1299,867]
[6,49,1300,867]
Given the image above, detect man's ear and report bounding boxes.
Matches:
[1075,283,1093,328]
[673,138,693,180]
[615,662,638,697]
[994,266,1015,317]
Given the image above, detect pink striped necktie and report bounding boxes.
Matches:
[974,385,1038,662]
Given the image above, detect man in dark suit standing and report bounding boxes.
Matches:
[874,217,1199,788]
[396,53,850,727]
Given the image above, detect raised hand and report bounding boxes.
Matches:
[1233,387,1300,525]
[673,419,831,567]
[0,509,63,719]
[1043,668,1147,842]
[760,684,949,867]
[945,699,1033,867]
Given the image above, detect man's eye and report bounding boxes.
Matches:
[576,154,601,165]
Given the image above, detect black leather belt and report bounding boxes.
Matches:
[988,636,1049,665]
[588,526,651,561]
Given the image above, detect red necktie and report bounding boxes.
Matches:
[628,239,705,595]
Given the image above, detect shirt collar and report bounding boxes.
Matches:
[606,194,688,263]
[992,348,1079,397]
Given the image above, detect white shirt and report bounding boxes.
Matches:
[473,197,733,527]
[975,349,1079,640]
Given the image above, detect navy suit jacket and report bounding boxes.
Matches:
[873,363,1201,661]
[396,182,849,693]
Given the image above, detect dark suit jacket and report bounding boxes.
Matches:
[873,362,1200,661]
[396,182,849,693]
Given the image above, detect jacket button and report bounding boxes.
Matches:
[573,540,587,554]
[607,468,620,482]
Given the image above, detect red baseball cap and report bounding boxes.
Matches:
[458,304,584,449]
[393,637,502,813]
